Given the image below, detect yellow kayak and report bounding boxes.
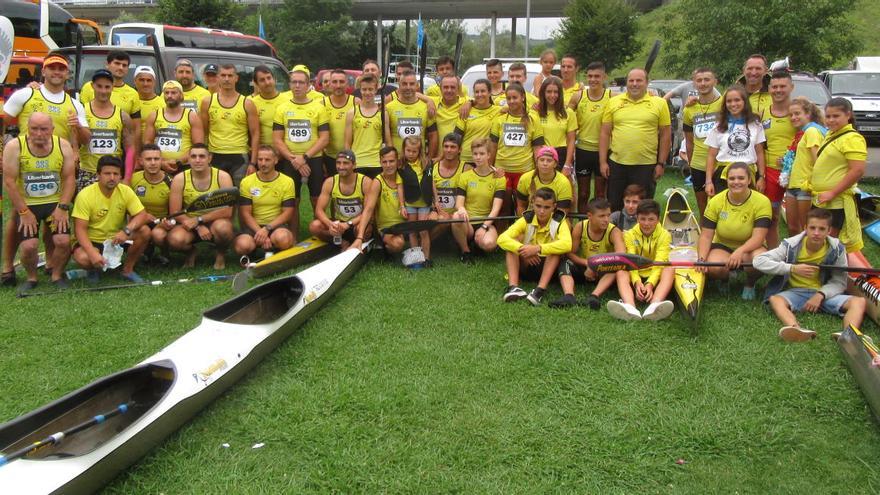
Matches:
[232,236,336,292]
[662,188,705,330]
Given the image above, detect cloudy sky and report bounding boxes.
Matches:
[462,18,561,39]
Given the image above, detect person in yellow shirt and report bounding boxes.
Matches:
[130,144,172,265]
[758,71,797,248]
[490,83,545,210]
[535,76,576,175]
[133,66,164,144]
[515,146,572,214]
[71,156,151,284]
[174,59,211,113]
[454,79,500,165]
[501,63,539,109]
[568,61,615,210]
[431,75,466,149]
[324,69,356,175]
[737,54,771,116]
[599,68,671,211]
[682,67,723,217]
[356,146,408,254]
[309,149,372,250]
[203,64,220,94]
[498,187,572,306]
[782,97,826,235]
[430,134,469,233]
[755,208,866,343]
[234,146,296,256]
[809,97,867,254]
[78,70,135,190]
[345,73,384,177]
[79,51,142,145]
[384,70,439,157]
[452,138,505,263]
[143,80,205,174]
[608,199,675,321]
[425,56,468,99]
[249,65,285,148]
[559,54,583,106]
[697,163,771,300]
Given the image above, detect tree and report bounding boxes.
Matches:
[263,0,360,70]
[661,0,863,83]
[555,0,639,73]
[155,0,243,30]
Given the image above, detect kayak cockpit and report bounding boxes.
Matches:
[0,363,175,461]
[203,276,304,325]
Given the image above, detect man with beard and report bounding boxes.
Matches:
[175,59,212,112]
[144,80,204,174]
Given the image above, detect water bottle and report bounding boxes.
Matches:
[332,221,342,245]
[66,269,90,280]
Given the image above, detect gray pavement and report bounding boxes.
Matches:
[868,144,880,178]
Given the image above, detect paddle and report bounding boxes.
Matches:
[17,274,233,298]
[152,187,239,226]
[384,214,589,235]
[0,402,132,466]
[849,325,880,367]
[587,252,880,275]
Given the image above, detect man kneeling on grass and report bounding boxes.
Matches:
[608,199,675,321]
[498,187,572,306]
[754,208,866,343]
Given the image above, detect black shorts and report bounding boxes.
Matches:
[709,242,734,254]
[689,168,725,194]
[211,153,249,185]
[814,205,845,230]
[322,155,338,177]
[555,146,568,171]
[18,203,67,240]
[607,160,656,211]
[237,224,291,237]
[575,148,600,177]
[279,156,325,199]
[356,166,381,179]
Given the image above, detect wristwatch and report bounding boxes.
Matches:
[346,220,353,228]
[197,216,204,225]
[265,224,275,232]
[57,203,71,211]
[480,224,490,231]
[303,153,310,160]
[123,227,132,236]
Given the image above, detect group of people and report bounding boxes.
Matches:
[0,48,871,341]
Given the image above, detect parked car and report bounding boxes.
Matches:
[790,71,832,107]
[819,70,880,138]
[461,61,556,94]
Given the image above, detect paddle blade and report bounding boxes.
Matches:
[187,187,239,213]
[232,271,250,293]
[383,219,439,235]
[588,253,649,273]
[645,40,661,75]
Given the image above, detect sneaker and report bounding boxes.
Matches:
[52,278,69,290]
[121,271,146,284]
[548,294,577,308]
[607,300,642,321]
[17,280,38,294]
[583,294,601,310]
[459,252,474,264]
[503,285,528,302]
[779,325,817,343]
[741,286,756,301]
[526,287,546,306]
[643,300,675,321]
[1,271,16,287]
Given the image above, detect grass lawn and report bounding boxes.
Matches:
[3,174,880,493]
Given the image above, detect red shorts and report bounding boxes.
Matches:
[763,167,785,204]
[504,171,525,190]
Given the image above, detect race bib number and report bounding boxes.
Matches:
[502,123,527,147]
[156,128,182,153]
[287,119,312,143]
[181,100,198,111]
[437,191,455,209]
[23,171,60,198]
[88,129,118,155]
[692,114,717,139]
[335,198,363,219]
[397,117,422,139]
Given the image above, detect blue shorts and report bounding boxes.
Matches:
[405,206,431,216]
[785,188,811,201]
[774,288,851,316]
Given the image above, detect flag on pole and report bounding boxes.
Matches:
[258,15,266,40]
[416,16,424,49]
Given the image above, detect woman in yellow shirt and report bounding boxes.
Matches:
[535,76,577,177]
[782,97,826,235]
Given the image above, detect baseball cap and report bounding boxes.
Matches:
[289,64,310,77]
[204,64,219,74]
[162,80,183,92]
[336,149,356,162]
[134,66,156,79]
[535,146,559,162]
[91,69,114,83]
[43,55,69,69]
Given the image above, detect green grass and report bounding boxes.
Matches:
[3,175,880,493]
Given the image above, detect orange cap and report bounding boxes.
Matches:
[43,55,70,69]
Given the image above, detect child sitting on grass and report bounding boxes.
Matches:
[754,208,866,342]
[498,187,572,306]
[608,199,675,321]
[610,183,645,232]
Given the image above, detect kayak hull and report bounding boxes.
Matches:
[836,326,880,421]
[662,188,705,331]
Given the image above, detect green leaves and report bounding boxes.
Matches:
[555,0,639,72]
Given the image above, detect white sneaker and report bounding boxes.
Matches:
[779,325,817,343]
[608,300,642,321]
[642,300,675,321]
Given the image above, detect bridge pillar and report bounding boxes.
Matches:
[490,12,496,59]
[405,19,410,54]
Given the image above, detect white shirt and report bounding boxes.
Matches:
[3,86,88,127]
[705,119,766,164]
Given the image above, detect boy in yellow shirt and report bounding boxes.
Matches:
[498,187,572,306]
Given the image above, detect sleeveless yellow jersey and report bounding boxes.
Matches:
[490,111,544,173]
[207,94,249,154]
[130,170,171,218]
[579,221,617,258]
[17,88,80,140]
[139,95,165,139]
[16,135,65,206]
[515,169,573,208]
[249,92,285,146]
[575,88,612,152]
[456,168,505,217]
[375,174,406,230]
[182,84,211,112]
[273,98,330,154]
[455,104,500,163]
[431,95,466,142]
[351,105,383,169]
[182,167,221,217]
[153,108,194,161]
[80,103,124,174]
[432,161,466,214]
[682,96,724,171]
[759,106,797,170]
[386,98,436,154]
[331,173,367,222]
[538,108,577,148]
[239,172,296,226]
[72,182,144,243]
[324,95,356,156]
[80,82,141,118]
[702,190,772,250]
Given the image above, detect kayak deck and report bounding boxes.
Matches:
[837,326,880,421]
[249,237,335,279]
[662,188,705,328]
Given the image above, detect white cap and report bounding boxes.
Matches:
[134,66,156,79]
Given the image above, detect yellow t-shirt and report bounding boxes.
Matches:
[624,224,672,286]
[562,82,583,107]
[139,95,165,140]
[789,241,828,290]
[515,170,573,209]
[207,94,250,154]
[426,82,468,99]
[324,95,356,156]
[249,92,286,146]
[72,182,144,243]
[759,106,797,171]
[80,82,141,118]
[456,168,505,217]
[788,125,825,191]
[749,92,772,118]
[490,111,544,173]
[809,124,868,200]
[375,174,406,230]
[602,93,671,165]
[455,104,500,163]
[182,84,211,113]
[331,173,368,222]
[431,95,466,142]
[351,105,383,169]
[182,167,221,217]
[16,135,65,206]
[386,98,436,154]
[538,109,577,149]
[273,97,330,155]
[495,91,539,110]
[578,220,618,258]
[80,103,124,174]
[682,96,724,172]
[702,190,772,250]
[153,108,193,161]
[130,170,170,218]
[239,172,295,226]
[575,88,611,152]
[432,160,466,214]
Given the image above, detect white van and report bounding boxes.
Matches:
[819,70,880,138]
